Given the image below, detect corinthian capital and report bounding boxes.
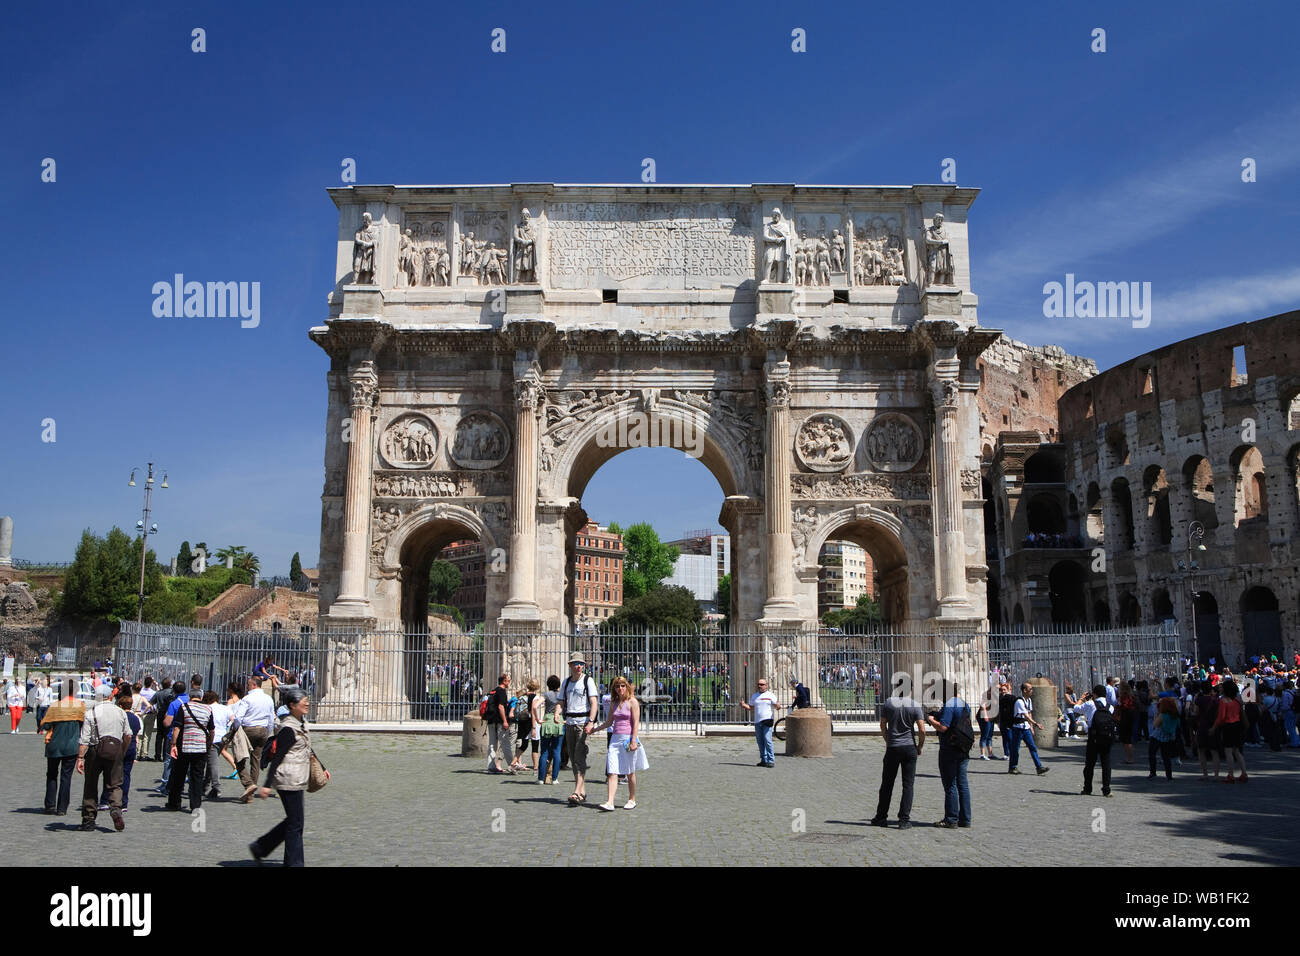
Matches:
[514,361,544,411]
[929,377,960,409]
[349,360,379,409]
[765,359,792,407]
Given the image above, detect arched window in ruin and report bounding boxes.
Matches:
[1085,482,1105,544]
[1181,455,1218,530]
[1048,560,1087,624]
[1151,588,1175,624]
[1230,445,1268,524]
[1026,493,1067,537]
[1117,591,1140,626]
[1240,585,1281,659]
[1142,465,1173,547]
[1024,451,1066,484]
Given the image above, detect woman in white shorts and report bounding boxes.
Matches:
[590,675,648,811]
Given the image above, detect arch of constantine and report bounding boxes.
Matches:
[309,184,997,710]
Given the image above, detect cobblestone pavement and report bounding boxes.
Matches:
[4,730,1296,866]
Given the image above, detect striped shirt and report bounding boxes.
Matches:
[177,701,214,754]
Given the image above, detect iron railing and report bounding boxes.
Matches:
[114,622,1181,730]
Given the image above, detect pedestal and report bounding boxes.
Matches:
[462,714,488,758]
[1028,677,1058,751]
[784,708,833,758]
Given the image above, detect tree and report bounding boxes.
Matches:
[616,522,679,600]
[823,593,883,632]
[601,585,702,633]
[61,527,161,622]
[215,545,260,577]
[176,541,193,575]
[289,552,303,586]
[428,559,462,604]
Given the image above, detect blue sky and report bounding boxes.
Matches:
[3,0,1297,568]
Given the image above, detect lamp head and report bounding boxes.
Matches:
[128,469,137,487]
[161,473,168,489]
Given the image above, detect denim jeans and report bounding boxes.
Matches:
[1148,738,1174,777]
[873,745,918,822]
[1284,710,1300,747]
[753,721,774,764]
[1000,727,1012,757]
[1008,726,1042,770]
[537,733,562,781]
[45,756,76,813]
[254,789,305,866]
[977,717,995,749]
[937,750,971,825]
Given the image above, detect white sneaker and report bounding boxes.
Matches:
[598,802,615,812]
[623,800,637,810]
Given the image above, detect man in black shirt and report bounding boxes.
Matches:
[997,682,1016,760]
[789,679,811,710]
[485,674,514,774]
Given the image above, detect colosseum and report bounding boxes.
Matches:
[982,309,1300,668]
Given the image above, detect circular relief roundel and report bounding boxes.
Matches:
[864,413,924,473]
[450,410,511,470]
[794,413,855,473]
[379,413,438,469]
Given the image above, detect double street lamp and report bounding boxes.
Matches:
[129,463,167,623]
[1178,520,1207,668]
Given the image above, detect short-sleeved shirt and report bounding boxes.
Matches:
[562,674,597,725]
[1013,697,1034,728]
[487,687,509,725]
[177,700,213,754]
[880,695,923,749]
[748,691,778,724]
[938,696,969,730]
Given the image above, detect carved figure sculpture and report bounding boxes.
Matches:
[762,208,794,283]
[925,212,954,286]
[352,212,378,285]
[398,228,416,288]
[513,208,537,283]
[830,229,845,272]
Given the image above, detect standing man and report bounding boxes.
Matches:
[166,688,213,813]
[1008,682,1050,776]
[563,654,599,804]
[1081,684,1117,797]
[869,676,926,829]
[927,681,973,829]
[997,681,1016,759]
[230,676,276,802]
[485,673,513,774]
[151,679,177,763]
[76,685,132,832]
[1105,677,1119,710]
[741,678,782,767]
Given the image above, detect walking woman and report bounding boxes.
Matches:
[250,688,326,866]
[589,676,648,811]
[40,680,84,815]
[535,675,564,784]
[1210,679,1248,784]
[1117,680,1137,763]
[6,677,25,733]
[976,694,997,760]
[34,677,54,730]
[1148,697,1180,780]
[511,678,539,774]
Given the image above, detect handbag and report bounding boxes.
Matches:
[92,708,124,762]
[308,751,329,792]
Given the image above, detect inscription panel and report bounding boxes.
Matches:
[547,202,755,290]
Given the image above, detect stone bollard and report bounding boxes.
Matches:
[784,707,833,757]
[461,713,488,758]
[1027,677,1058,751]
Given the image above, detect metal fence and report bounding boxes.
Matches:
[114,622,1181,730]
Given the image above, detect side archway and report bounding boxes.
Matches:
[804,505,914,624]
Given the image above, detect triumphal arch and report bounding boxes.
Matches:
[310,184,996,710]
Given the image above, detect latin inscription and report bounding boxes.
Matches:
[547,202,754,288]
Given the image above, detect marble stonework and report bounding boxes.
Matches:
[311,184,996,712]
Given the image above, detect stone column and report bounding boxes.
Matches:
[0,516,12,571]
[330,361,378,618]
[500,361,543,624]
[930,371,970,612]
[761,358,798,621]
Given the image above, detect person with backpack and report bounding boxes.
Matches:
[483,673,514,775]
[563,654,599,805]
[1008,682,1050,776]
[536,675,564,784]
[1081,684,1117,797]
[166,684,214,812]
[1281,680,1300,748]
[927,681,974,828]
[510,678,540,774]
[996,682,1016,759]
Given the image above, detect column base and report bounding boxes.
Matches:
[936,599,975,619]
[326,597,374,619]
[497,601,542,630]
[757,606,803,629]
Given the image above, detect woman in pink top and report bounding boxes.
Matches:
[590,676,648,811]
[1210,679,1248,783]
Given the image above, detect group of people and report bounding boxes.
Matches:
[481,652,647,812]
[29,662,327,866]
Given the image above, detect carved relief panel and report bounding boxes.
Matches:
[379,413,438,469]
[794,413,854,473]
[399,211,451,288]
[792,212,849,287]
[457,208,510,286]
[450,410,511,470]
[852,212,909,287]
[864,413,924,472]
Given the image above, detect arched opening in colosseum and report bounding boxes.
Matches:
[1151,587,1175,625]
[1026,494,1066,539]
[1285,390,1300,431]
[1142,465,1173,548]
[1085,482,1105,544]
[1240,585,1282,660]
[986,568,1002,630]
[1024,450,1066,484]
[1117,591,1140,626]
[1106,427,1130,467]
[1093,600,1111,626]
[1181,455,1218,530]
[1193,591,1222,666]
[1110,477,1135,550]
[1048,560,1086,624]
[1230,445,1268,524]
[1012,604,1025,628]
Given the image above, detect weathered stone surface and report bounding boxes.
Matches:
[784,707,833,757]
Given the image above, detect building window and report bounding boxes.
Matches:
[1232,344,1248,386]
[1141,366,1154,395]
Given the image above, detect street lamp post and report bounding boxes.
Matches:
[1182,521,1207,669]
[129,463,168,623]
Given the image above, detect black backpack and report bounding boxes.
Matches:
[1091,706,1119,743]
[942,702,976,756]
